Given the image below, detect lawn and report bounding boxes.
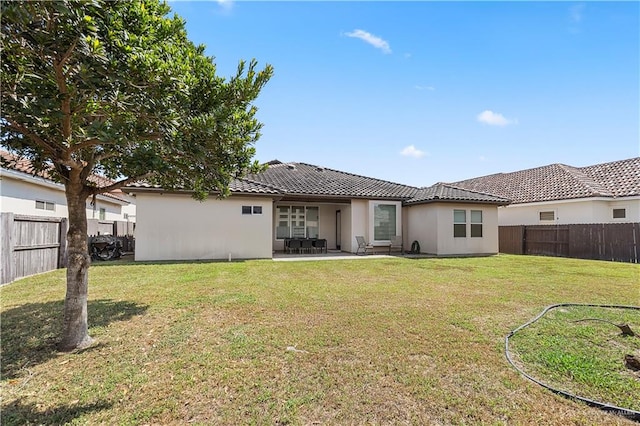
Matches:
[1,255,638,425]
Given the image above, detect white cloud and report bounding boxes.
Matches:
[345,29,391,54]
[569,3,585,23]
[476,110,516,126]
[479,155,487,162]
[400,145,428,158]
[414,85,435,91]
[216,0,233,12]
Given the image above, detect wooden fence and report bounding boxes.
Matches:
[1,214,135,285]
[1,213,67,284]
[499,223,640,263]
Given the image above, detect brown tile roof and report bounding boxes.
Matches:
[405,183,510,205]
[451,157,639,204]
[245,162,418,199]
[1,149,129,203]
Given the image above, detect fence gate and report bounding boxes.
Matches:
[1,213,67,285]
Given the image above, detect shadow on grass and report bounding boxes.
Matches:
[1,299,148,379]
[1,399,113,425]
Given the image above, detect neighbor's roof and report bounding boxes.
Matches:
[244,161,418,199]
[450,157,640,204]
[0,149,130,203]
[404,183,510,205]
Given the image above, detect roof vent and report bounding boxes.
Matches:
[286,164,296,170]
[316,167,325,172]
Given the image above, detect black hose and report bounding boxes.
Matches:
[505,303,640,422]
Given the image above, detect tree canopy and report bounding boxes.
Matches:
[1,0,273,198]
[1,0,272,351]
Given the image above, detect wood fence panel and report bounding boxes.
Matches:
[499,226,524,254]
[524,225,569,257]
[500,223,639,263]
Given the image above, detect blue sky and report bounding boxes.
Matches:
[168,1,639,187]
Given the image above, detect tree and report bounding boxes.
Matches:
[1,0,273,351]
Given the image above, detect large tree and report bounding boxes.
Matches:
[1,0,273,351]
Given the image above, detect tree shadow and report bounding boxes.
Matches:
[1,399,113,425]
[1,299,148,379]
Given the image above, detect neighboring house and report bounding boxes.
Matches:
[450,158,640,226]
[0,150,135,229]
[127,161,509,261]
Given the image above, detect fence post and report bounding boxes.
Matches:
[58,217,68,268]
[1,213,15,284]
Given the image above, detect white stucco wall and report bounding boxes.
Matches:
[134,192,273,261]
[1,173,128,221]
[405,202,500,256]
[498,197,640,226]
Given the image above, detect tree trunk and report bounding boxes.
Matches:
[59,176,94,351]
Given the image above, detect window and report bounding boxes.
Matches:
[539,211,555,221]
[99,208,106,220]
[276,206,319,239]
[242,205,252,215]
[35,200,55,211]
[453,209,466,237]
[252,206,263,215]
[470,210,483,238]
[613,208,626,219]
[374,204,397,240]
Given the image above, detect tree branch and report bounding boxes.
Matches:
[5,119,61,158]
[88,172,154,195]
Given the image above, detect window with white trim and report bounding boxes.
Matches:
[276,206,318,239]
[35,200,55,211]
[453,209,466,237]
[613,208,626,219]
[470,210,483,237]
[373,204,397,241]
[99,208,106,220]
[539,211,555,221]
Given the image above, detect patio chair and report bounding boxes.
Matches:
[355,236,373,255]
[288,239,301,254]
[389,235,403,255]
[313,238,326,254]
[301,239,314,254]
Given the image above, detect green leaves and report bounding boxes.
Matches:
[1,0,273,197]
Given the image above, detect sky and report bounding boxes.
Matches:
[167,1,639,187]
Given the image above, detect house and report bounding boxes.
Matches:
[450,157,640,226]
[127,161,509,261]
[0,150,135,233]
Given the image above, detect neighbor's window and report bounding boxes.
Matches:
[99,208,106,220]
[539,211,555,221]
[276,206,319,239]
[252,206,263,215]
[470,210,483,238]
[242,205,252,215]
[374,204,397,240]
[35,200,55,211]
[453,209,466,238]
[613,208,626,219]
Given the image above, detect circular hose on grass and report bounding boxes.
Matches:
[505,303,640,422]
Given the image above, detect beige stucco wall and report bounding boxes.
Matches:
[1,173,127,221]
[134,192,273,261]
[348,199,368,253]
[498,197,640,225]
[405,202,500,255]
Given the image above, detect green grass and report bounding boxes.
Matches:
[1,255,639,425]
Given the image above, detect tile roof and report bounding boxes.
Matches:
[451,157,640,204]
[1,149,130,203]
[405,183,510,205]
[244,162,418,199]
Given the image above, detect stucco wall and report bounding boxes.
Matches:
[134,193,273,261]
[498,197,640,225]
[1,174,126,221]
[348,199,368,253]
[405,204,439,254]
[405,202,499,255]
